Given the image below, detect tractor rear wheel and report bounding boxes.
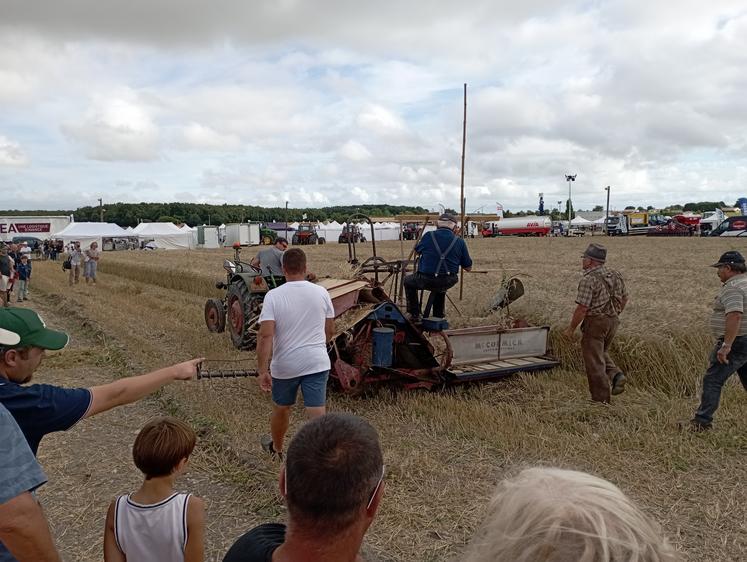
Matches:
[204,298,226,333]
[226,281,262,350]
[318,237,325,244]
[292,235,299,245]
[262,234,273,245]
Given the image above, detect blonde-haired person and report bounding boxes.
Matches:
[83,241,100,284]
[461,468,679,562]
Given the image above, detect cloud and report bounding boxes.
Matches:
[178,123,241,151]
[339,140,372,161]
[61,92,160,161]
[0,136,29,166]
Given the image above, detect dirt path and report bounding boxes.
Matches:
[27,295,259,562]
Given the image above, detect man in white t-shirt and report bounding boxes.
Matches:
[257,248,335,458]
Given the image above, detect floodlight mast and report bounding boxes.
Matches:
[565,174,576,236]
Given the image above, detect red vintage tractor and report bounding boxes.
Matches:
[292,223,325,245]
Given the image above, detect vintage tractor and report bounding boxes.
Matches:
[338,224,366,244]
[260,227,277,245]
[292,223,325,245]
[399,222,420,240]
[204,243,286,350]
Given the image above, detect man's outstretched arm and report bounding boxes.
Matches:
[86,358,203,418]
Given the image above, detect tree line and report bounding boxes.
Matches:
[0,199,741,225]
[0,203,427,227]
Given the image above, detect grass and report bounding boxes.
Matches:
[31,236,747,561]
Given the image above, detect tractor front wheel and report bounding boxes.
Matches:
[318,237,325,245]
[204,298,226,333]
[226,282,262,350]
[262,235,273,245]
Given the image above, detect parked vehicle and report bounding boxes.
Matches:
[400,222,420,240]
[338,224,366,244]
[292,223,325,245]
[481,217,551,237]
[709,215,747,237]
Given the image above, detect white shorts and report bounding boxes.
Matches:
[0,275,8,291]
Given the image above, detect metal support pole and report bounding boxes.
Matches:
[605,185,611,233]
[459,83,467,300]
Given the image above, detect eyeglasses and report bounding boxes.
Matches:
[367,465,386,510]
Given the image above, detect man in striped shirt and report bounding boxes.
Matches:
[690,251,747,431]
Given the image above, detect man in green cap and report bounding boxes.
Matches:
[0,307,203,455]
[564,243,629,403]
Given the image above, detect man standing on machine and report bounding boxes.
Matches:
[404,213,472,322]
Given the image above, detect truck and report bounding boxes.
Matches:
[606,212,667,236]
[481,217,551,237]
[0,215,73,242]
[223,223,261,247]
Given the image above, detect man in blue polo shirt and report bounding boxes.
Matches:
[0,307,202,456]
[404,213,472,321]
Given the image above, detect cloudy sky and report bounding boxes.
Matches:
[1,1,746,213]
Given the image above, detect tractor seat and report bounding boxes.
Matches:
[419,288,449,331]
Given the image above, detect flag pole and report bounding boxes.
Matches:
[459,83,467,301]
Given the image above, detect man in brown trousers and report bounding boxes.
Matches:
[564,243,629,403]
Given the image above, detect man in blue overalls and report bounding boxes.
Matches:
[404,213,473,321]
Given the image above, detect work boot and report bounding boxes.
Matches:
[677,419,712,433]
[611,372,626,395]
[260,434,283,460]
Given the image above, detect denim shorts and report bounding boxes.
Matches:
[272,370,329,407]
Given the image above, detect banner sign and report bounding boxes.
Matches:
[0,222,52,234]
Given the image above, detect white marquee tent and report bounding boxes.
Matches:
[56,222,129,250]
[133,222,192,250]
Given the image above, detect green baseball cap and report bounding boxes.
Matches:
[0,308,69,350]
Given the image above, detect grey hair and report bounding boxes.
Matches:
[460,468,679,562]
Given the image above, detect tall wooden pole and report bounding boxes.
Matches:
[459,83,467,300]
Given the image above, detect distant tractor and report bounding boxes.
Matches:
[292,223,325,245]
[204,244,285,351]
[400,222,420,240]
[338,225,366,244]
[260,226,277,245]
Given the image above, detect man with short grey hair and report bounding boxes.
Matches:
[564,243,628,403]
[688,251,747,431]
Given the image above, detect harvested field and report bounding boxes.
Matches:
[32,236,746,561]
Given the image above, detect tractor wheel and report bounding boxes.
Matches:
[204,298,226,333]
[262,235,273,245]
[318,237,325,245]
[292,235,299,245]
[226,281,262,350]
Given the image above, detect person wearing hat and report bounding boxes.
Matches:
[688,251,747,431]
[564,243,628,403]
[403,213,473,321]
[0,307,203,456]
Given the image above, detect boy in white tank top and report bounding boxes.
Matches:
[104,417,205,562]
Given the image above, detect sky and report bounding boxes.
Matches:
[1,1,746,213]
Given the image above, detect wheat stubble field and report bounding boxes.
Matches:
[32,236,746,561]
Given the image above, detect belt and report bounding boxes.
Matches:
[417,271,457,278]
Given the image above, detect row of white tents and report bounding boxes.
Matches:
[56,222,194,250]
[54,219,451,251]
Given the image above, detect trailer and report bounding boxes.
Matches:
[223,223,261,247]
[0,215,73,242]
[482,217,551,237]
